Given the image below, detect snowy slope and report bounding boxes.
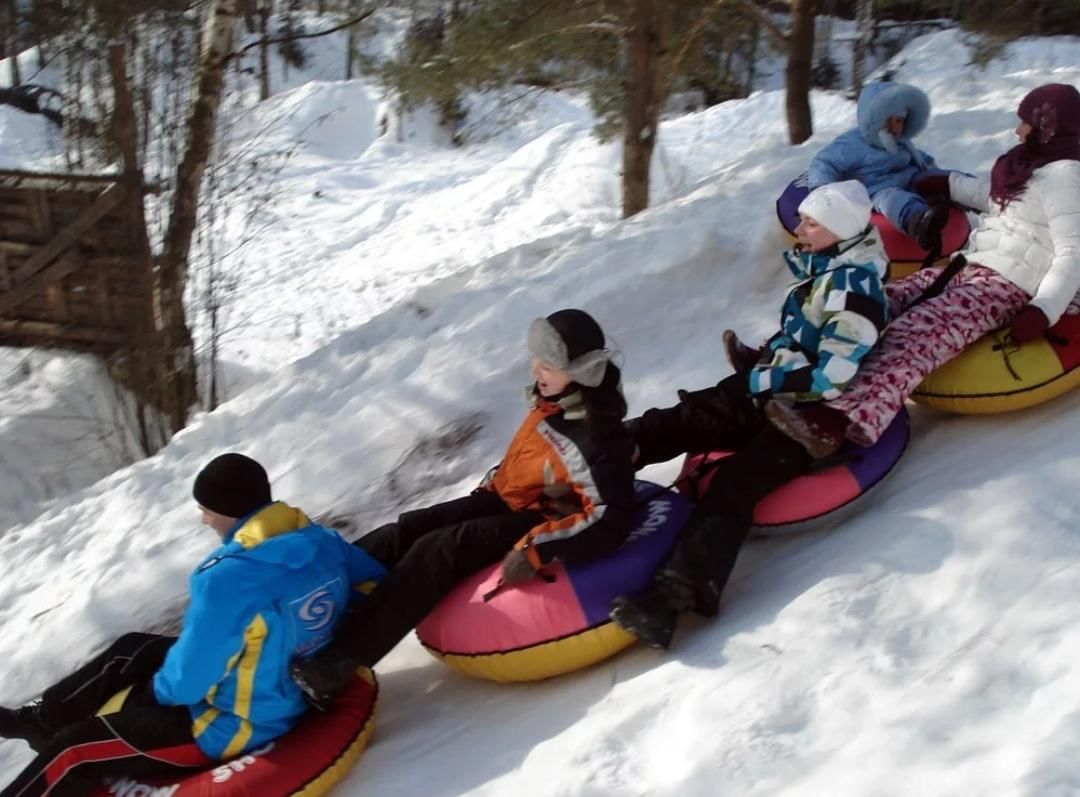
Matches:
[2,27,1080,796]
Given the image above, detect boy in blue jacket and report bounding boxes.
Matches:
[0,453,385,795]
[610,181,888,649]
[808,81,951,252]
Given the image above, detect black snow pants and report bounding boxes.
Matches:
[1,632,208,797]
[332,490,544,667]
[631,374,812,613]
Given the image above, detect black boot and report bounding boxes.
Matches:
[905,202,949,253]
[0,703,52,750]
[290,651,356,711]
[610,591,677,650]
[654,562,721,618]
[651,530,723,618]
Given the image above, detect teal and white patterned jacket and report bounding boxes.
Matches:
[748,227,889,402]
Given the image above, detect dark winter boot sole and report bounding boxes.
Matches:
[764,401,844,460]
[609,596,676,650]
[289,657,355,712]
[917,203,950,253]
[655,567,721,618]
[723,329,762,376]
[0,705,52,751]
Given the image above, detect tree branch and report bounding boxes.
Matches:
[506,21,627,53]
[734,0,787,45]
[225,5,379,62]
[663,0,729,98]
[663,0,786,98]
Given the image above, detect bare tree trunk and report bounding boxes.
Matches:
[345,23,356,79]
[239,0,258,32]
[258,0,271,100]
[107,39,167,452]
[345,0,358,79]
[745,18,758,94]
[5,0,18,85]
[622,0,670,219]
[0,4,8,85]
[158,0,237,432]
[63,32,88,170]
[1031,0,1045,35]
[786,0,816,145]
[722,27,735,90]
[851,0,873,96]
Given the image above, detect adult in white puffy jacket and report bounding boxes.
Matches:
[766,83,1080,457]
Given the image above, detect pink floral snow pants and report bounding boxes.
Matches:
[827,263,1030,446]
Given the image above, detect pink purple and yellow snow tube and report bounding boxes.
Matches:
[913,298,1080,413]
[416,481,691,682]
[679,409,909,534]
[87,670,378,796]
[776,174,970,280]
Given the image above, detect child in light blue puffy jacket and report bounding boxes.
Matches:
[809,81,951,251]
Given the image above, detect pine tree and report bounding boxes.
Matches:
[278,0,309,71]
[375,0,788,218]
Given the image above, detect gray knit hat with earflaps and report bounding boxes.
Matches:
[527,309,610,388]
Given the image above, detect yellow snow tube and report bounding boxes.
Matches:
[913,310,1080,413]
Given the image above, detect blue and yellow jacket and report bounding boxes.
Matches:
[748,227,889,402]
[152,502,386,760]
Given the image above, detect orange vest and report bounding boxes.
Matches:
[488,392,632,568]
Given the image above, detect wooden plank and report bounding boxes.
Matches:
[1,184,124,298]
[96,259,112,325]
[0,318,127,346]
[0,241,36,255]
[46,282,68,320]
[0,250,82,314]
[0,170,160,194]
[0,223,38,241]
[0,169,122,183]
[0,203,33,221]
[28,189,53,238]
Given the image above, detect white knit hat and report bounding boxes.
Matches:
[798,180,873,241]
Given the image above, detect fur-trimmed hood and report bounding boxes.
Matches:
[857,81,931,151]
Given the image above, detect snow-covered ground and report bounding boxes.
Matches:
[2,25,1080,796]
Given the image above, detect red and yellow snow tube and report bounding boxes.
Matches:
[88,669,377,796]
[776,174,970,280]
[416,482,691,682]
[679,409,909,534]
[913,302,1080,413]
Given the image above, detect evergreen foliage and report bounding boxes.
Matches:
[277,0,310,68]
[376,0,769,143]
[811,54,840,90]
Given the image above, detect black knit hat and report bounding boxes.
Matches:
[193,453,272,519]
[544,309,605,360]
[527,309,610,388]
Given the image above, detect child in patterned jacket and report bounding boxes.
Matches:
[611,179,889,650]
[769,83,1080,459]
[744,179,889,403]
